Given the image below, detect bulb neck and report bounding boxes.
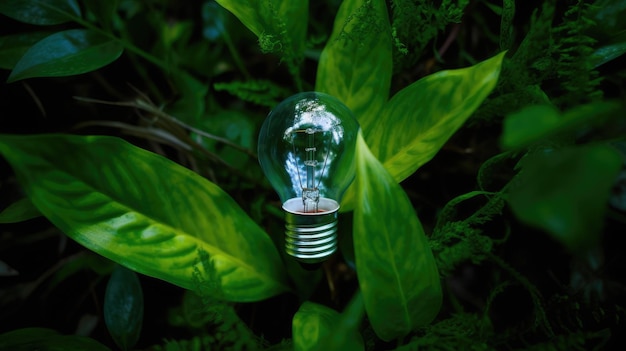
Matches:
[282,198,339,263]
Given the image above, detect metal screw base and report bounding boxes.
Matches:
[283,197,339,263]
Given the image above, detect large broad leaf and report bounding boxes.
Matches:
[104,265,144,351]
[0,134,290,302]
[508,145,622,254]
[371,51,506,182]
[215,0,308,56]
[0,0,81,25]
[7,29,123,83]
[353,132,442,341]
[292,294,364,351]
[341,52,505,210]
[0,328,110,351]
[315,0,391,136]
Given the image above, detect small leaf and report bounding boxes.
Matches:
[0,327,111,351]
[353,132,442,341]
[315,0,392,136]
[0,0,81,25]
[292,294,364,351]
[0,31,54,69]
[0,197,41,223]
[293,302,341,351]
[7,29,123,82]
[0,134,290,302]
[508,145,622,254]
[215,0,308,56]
[104,265,143,351]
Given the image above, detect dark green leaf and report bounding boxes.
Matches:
[592,41,626,68]
[315,0,391,136]
[500,102,621,150]
[0,328,110,351]
[7,29,123,82]
[0,0,81,25]
[104,265,143,351]
[0,31,54,69]
[0,134,290,302]
[353,132,442,341]
[82,0,119,31]
[509,145,622,254]
[0,197,41,223]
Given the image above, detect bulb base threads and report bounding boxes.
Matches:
[283,197,339,264]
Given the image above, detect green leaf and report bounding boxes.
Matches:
[0,0,81,25]
[353,132,442,341]
[7,29,123,82]
[508,145,622,254]
[293,302,341,351]
[342,51,505,211]
[371,51,506,183]
[292,294,364,351]
[500,102,621,150]
[315,0,391,136]
[0,134,290,302]
[0,197,41,223]
[0,327,111,351]
[82,0,119,31]
[0,31,54,69]
[215,0,308,56]
[592,41,626,68]
[104,265,143,351]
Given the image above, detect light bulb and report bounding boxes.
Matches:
[258,92,359,264]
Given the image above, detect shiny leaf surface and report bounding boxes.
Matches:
[353,132,442,341]
[0,134,290,302]
[104,265,144,351]
[0,31,54,69]
[7,29,123,82]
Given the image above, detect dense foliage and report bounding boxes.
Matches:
[1,0,625,350]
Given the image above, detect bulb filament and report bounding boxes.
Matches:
[291,127,329,213]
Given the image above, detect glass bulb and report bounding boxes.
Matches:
[258,92,359,264]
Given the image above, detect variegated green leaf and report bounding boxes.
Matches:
[0,134,290,302]
[353,132,442,341]
[315,0,391,135]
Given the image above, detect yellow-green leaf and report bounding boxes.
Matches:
[316,0,391,135]
[353,132,442,341]
[0,134,290,302]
